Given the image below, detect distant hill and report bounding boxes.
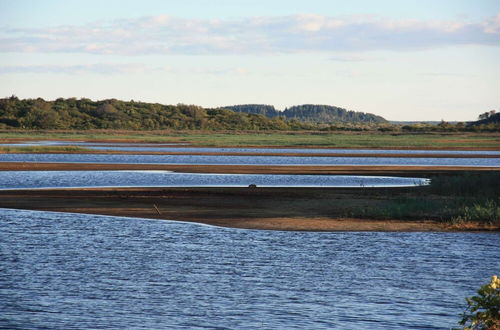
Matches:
[390,121,443,125]
[222,104,278,118]
[223,104,387,124]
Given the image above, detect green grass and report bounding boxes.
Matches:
[0,146,90,153]
[1,130,499,148]
[452,200,500,223]
[353,198,499,224]
[429,172,500,197]
[347,172,500,224]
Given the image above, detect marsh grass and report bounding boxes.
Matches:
[0,146,90,153]
[351,198,499,224]
[0,130,499,148]
[349,172,500,224]
[451,200,500,224]
[428,172,500,197]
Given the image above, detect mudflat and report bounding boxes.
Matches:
[0,161,497,176]
[0,186,496,232]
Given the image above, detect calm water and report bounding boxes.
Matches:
[1,153,499,167]
[3,141,500,155]
[85,146,500,155]
[0,171,429,189]
[0,209,498,329]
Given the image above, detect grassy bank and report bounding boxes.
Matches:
[0,167,497,230]
[0,146,90,153]
[348,172,500,225]
[1,130,499,148]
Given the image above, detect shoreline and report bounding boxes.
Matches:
[1,136,500,151]
[0,187,497,232]
[1,149,499,158]
[0,162,498,176]
[0,151,497,232]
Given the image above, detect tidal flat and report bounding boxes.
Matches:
[0,136,498,231]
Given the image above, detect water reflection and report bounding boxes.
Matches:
[0,170,429,189]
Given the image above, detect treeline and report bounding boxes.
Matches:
[1,96,497,132]
[400,115,500,133]
[223,104,387,124]
[0,97,312,130]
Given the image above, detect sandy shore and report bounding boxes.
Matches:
[2,149,499,158]
[0,162,498,176]
[0,159,498,231]
[0,187,497,232]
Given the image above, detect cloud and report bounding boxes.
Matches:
[0,63,163,74]
[1,14,499,55]
[421,72,472,77]
[483,13,500,34]
[0,63,252,76]
[329,54,384,62]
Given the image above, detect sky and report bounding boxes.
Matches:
[0,0,499,121]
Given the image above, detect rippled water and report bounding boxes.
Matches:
[0,170,429,189]
[3,141,500,155]
[1,153,499,167]
[0,209,498,329]
[86,146,500,155]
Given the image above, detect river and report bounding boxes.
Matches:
[1,209,498,329]
[1,153,499,166]
[0,170,429,189]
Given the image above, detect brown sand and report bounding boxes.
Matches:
[2,150,499,158]
[0,162,498,176]
[0,159,498,231]
[0,187,497,232]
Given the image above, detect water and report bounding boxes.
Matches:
[1,153,499,167]
[0,171,429,189]
[0,209,498,329]
[85,146,500,155]
[3,141,500,155]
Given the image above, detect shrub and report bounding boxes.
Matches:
[458,275,500,329]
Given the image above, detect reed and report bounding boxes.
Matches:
[348,172,500,224]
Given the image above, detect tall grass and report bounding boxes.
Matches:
[452,200,500,224]
[349,172,500,224]
[350,198,499,223]
[428,172,500,197]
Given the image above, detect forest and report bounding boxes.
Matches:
[0,96,498,132]
[0,97,311,130]
[223,104,387,124]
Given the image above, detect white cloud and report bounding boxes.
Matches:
[0,63,252,76]
[1,14,499,55]
[0,63,163,74]
[329,54,384,62]
[483,14,500,34]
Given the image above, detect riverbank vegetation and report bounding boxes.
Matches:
[0,145,90,153]
[1,130,499,149]
[348,172,500,225]
[458,275,500,329]
[0,169,497,231]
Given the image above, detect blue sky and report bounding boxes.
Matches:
[1,0,499,120]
